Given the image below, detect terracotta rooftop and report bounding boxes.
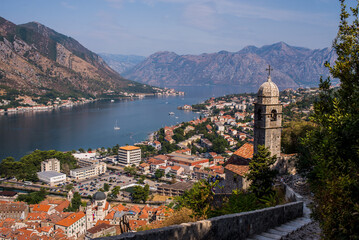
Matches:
[54,200,70,213]
[95,220,110,226]
[55,211,85,227]
[129,220,147,231]
[0,202,27,212]
[171,165,181,171]
[32,204,51,212]
[119,146,140,151]
[233,143,253,159]
[225,164,250,176]
[27,213,48,221]
[87,222,114,234]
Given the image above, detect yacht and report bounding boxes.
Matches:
[114,120,120,130]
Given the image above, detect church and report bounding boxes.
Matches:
[218,66,289,193]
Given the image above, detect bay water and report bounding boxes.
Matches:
[0,85,255,160]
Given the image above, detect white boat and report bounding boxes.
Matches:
[110,99,115,103]
[114,120,120,130]
[169,112,175,115]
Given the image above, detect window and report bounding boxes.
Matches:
[271,109,277,121]
[257,109,262,120]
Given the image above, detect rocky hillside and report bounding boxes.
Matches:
[123,42,337,90]
[98,53,145,74]
[0,17,155,98]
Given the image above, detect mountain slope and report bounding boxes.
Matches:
[98,53,146,74]
[0,17,155,98]
[123,42,336,90]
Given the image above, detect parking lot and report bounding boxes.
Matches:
[71,170,157,199]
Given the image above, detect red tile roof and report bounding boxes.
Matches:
[32,204,51,213]
[129,220,147,231]
[225,164,250,176]
[54,200,70,213]
[233,143,253,159]
[55,211,85,227]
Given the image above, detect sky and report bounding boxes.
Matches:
[0,0,342,56]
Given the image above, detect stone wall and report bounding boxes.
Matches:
[95,201,303,240]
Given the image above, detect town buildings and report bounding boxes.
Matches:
[157,182,194,196]
[41,158,61,172]
[85,192,110,229]
[167,152,209,173]
[69,162,107,180]
[0,201,28,220]
[37,171,67,186]
[55,211,86,237]
[117,146,141,166]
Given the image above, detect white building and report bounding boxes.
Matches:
[55,212,86,238]
[69,163,107,180]
[72,152,97,160]
[37,171,66,186]
[117,146,141,166]
[41,158,60,172]
[85,192,110,229]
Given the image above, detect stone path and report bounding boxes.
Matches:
[247,217,312,240]
[247,175,322,240]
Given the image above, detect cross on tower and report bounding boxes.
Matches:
[266,65,273,77]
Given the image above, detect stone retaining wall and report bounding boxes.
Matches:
[96,201,303,240]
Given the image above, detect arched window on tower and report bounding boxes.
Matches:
[257,109,262,120]
[271,109,277,121]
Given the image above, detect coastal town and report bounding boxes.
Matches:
[0,86,317,239]
[0,87,184,114]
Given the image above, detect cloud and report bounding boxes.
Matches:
[61,1,76,10]
[183,3,219,30]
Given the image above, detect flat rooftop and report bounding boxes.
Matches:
[158,182,194,190]
[37,171,66,178]
[119,146,140,151]
[167,153,208,163]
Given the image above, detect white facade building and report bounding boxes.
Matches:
[69,163,107,180]
[41,158,60,172]
[37,171,66,186]
[55,212,86,238]
[117,146,141,166]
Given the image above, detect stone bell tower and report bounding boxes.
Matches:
[254,65,282,157]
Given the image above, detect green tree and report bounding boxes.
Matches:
[65,192,82,212]
[108,186,121,199]
[212,137,229,153]
[281,121,315,154]
[65,184,74,191]
[132,184,149,203]
[246,145,277,199]
[154,169,164,179]
[16,188,47,204]
[78,148,85,153]
[298,1,359,238]
[138,175,146,184]
[176,180,216,219]
[103,183,110,192]
[124,166,137,176]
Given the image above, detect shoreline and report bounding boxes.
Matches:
[0,89,185,116]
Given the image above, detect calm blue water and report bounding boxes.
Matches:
[0,85,255,160]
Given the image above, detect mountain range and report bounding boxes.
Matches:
[0,17,154,98]
[98,53,145,74]
[122,42,337,90]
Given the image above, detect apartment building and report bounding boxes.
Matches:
[117,146,141,166]
[37,171,66,186]
[55,211,86,238]
[41,158,60,172]
[69,162,107,180]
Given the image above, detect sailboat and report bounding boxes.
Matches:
[114,120,120,130]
